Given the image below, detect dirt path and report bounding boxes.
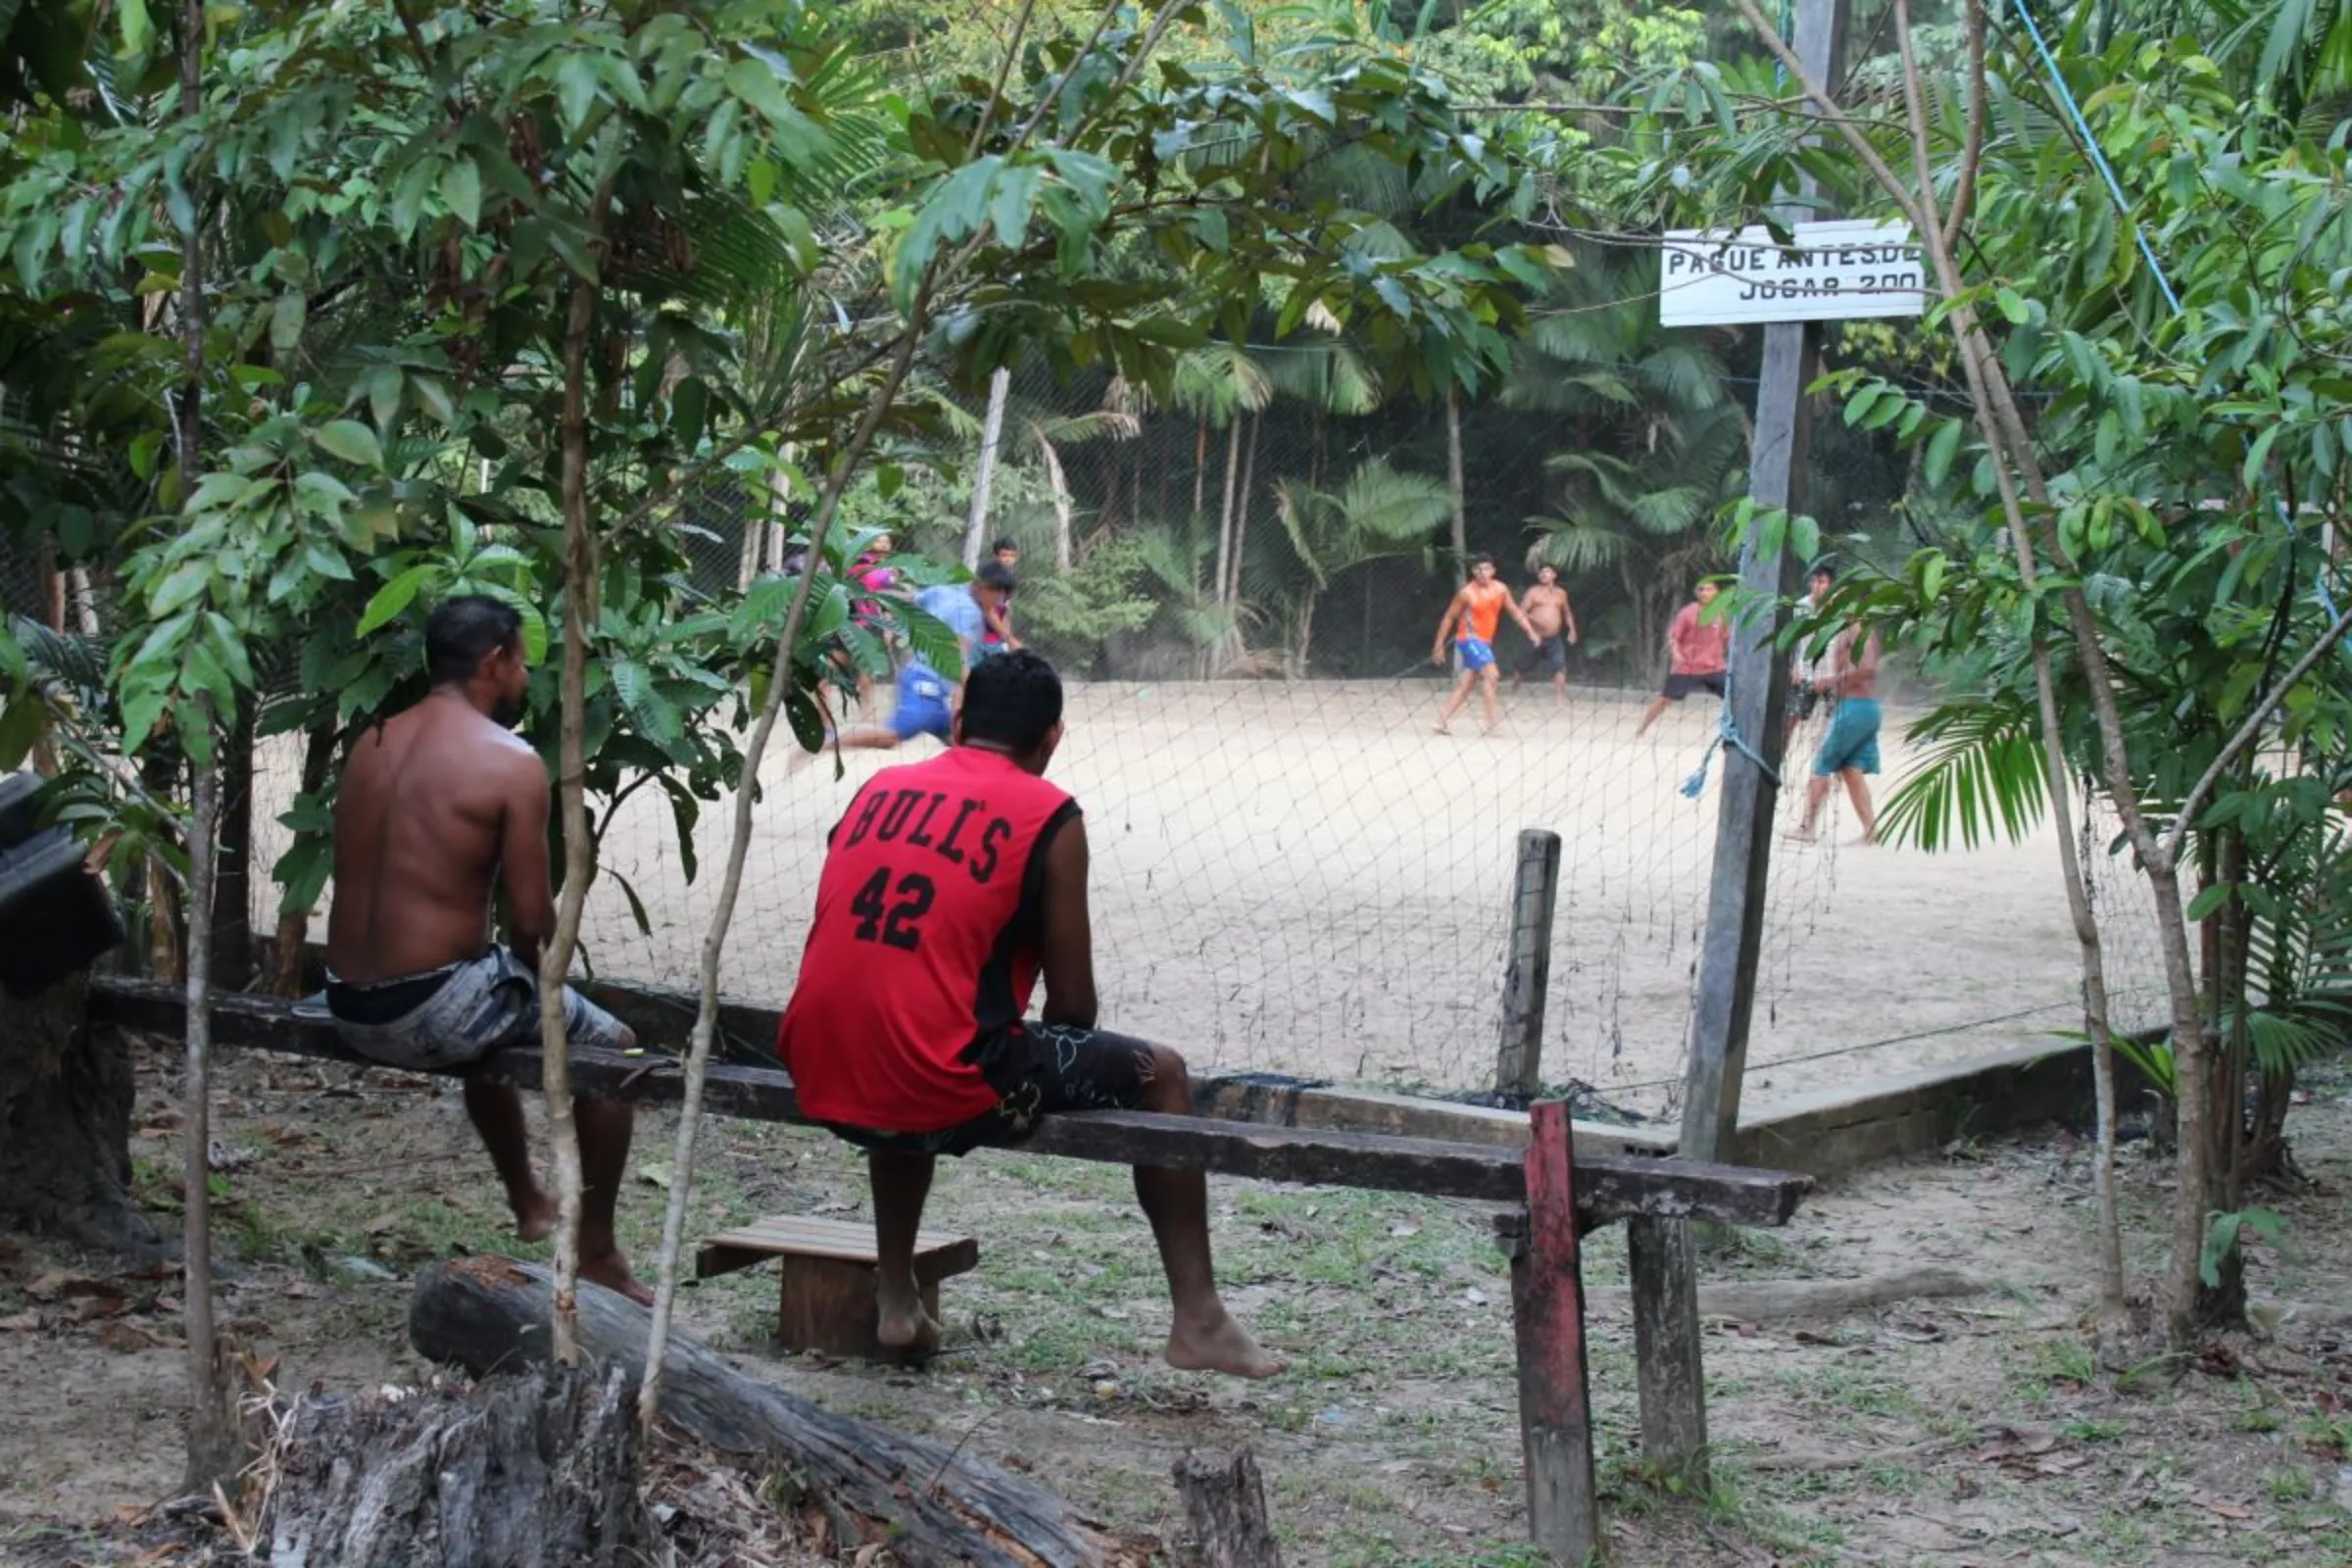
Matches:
[7,1043,2351,1564]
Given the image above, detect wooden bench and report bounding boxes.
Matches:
[696,1213,978,1360]
[90,976,1811,1566]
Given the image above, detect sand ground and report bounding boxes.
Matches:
[255,678,2170,1118]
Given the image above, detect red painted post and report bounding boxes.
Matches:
[1507,1099,1600,1561]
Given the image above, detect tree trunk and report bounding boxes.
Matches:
[1192,416,1207,519]
[0,974,165,1255]
[414,1258,1125,1567]
[1212,418,1242,623]
[212,711,255,989]
[1446,385,1467,564]
[1227,413,1258,610]
[545,263,606,1362]
[965,365,1011,570]
[1172,1448,1282,1568]
[266,1363,652,1568]
[265,720,337,997]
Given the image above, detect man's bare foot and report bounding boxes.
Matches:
[1434,724,1451,736]
[875,1295,945,1359]
[1783,826,1816,845]
[580,1248,655,1306]
[513,1191,558,1244]
[1165,1309,1286,1379]
[1854,833,1879,847]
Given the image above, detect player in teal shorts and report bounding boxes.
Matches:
[1789,621,1884,846]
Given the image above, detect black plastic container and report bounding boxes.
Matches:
[0,771,126,998]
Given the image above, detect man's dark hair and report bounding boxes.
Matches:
[959,650,1062,753]
[425,595,523,685]
[976,561,1018,593]
[1808,559,1838,581]
[1471,553,1495,569]
[992,536,1019,555]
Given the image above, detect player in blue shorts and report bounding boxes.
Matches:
[826,563,1016,754]
[1432,556,1541,735]
[1788,620,1884,846]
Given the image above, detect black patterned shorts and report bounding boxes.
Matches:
[820,1023,1158,1157]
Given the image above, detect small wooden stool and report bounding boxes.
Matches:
[695,1214,979,1360]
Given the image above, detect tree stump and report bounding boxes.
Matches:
[1172,1448,1281,1568]
[410,1256,1128,1567]
[266,1363,651,1568]
[0,973,165,1255]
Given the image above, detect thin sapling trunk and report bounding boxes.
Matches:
[639,285,939,1435]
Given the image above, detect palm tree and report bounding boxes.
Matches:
[1503,251,1743,671]
[1272,458,1450,673]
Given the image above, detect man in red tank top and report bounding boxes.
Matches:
[778,653,1283,1378]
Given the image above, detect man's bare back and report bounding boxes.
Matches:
[322,598,649,1302]
[328,696,552,983]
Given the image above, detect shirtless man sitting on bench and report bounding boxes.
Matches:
[325,595,650,1302]
[777,651,1283,1378]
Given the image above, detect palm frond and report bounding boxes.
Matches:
[1879,698,2049,852]
[1528,514,1629,573]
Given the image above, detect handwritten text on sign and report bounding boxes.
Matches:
[1659,220,1926,327]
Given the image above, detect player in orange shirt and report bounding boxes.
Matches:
[1432,555,1541,735]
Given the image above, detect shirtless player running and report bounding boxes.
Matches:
[778,652,1283,1378]
[1507,564,1579,705]
[325,596,649,1301]
[1432,555,1540,734]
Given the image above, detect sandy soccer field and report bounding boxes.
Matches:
[257,677,2172,1119]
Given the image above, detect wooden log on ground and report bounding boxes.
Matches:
[408,1256,1125,1568]
[266,1362,652,1568]
[1172,1448,1281,1567]
[90,978,1812,1227]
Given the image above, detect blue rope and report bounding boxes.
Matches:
[1681,668,1781,800]
[2010,0,2181,315]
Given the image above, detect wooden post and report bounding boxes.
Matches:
[1627,1215,1707,1483]
[1678,0,1850,1172]
[1494,828,1563,1100]
[1173,1448,1283,1567]
[1504,1099,1599,1562]
[1663,0,1848,1488]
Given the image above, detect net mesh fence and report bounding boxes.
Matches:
[232,355,2172,1118]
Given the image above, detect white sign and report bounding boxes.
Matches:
[1659,220,1926,327]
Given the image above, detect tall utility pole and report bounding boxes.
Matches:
[1631,0,1853,1489]
[1680,0,1851,1167]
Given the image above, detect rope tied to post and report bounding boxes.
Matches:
[1681,669,1780,800]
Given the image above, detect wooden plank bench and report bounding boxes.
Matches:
[89,975,1811,1564]
[696,1213,979,1360]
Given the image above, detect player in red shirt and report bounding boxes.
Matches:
[1635,578,1732,735]
[777,652,1284,1379]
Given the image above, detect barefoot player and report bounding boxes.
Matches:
[777,652,1285,1379]
[1433,555,1540,734]
[1789,621,1885,845]
[1508,564,1579,705]
[325,596,650,1302]
[1634,579,1731,736]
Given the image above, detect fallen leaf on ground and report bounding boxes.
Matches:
[94,1320,167,1352]
[0,1310,39,1331]
[2190,1493,2253,1521]
[24,1271,74,1300]
[69,1292,131,1323]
